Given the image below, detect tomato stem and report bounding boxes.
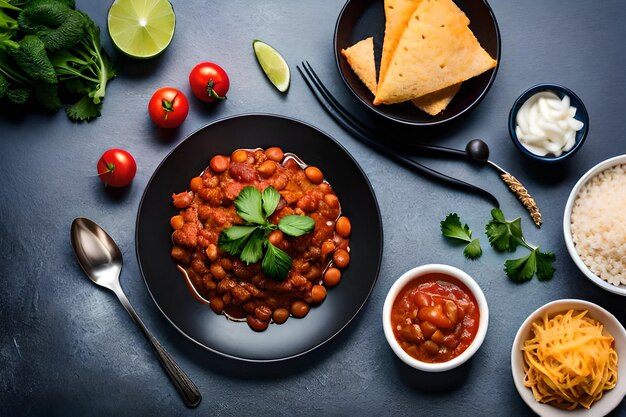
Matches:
[207,79,226,100]
[161,93,178,120]
[99,156,115,187]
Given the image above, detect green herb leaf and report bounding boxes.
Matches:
[218,225,258,257]
[240,228,265,264]
[262,242,293,280]
[440,213,482,260]
[441,213,473,243]
[262,186,280,218]
[535,250,556,281]
[485,208,522,252]
[234,186,265,224]
[464,238,483,260]
[278,214,315,237]
[504,251,537,282]
[504,247,556,282]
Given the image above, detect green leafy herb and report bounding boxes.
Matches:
[218,186,315,280]
[0,0,116,121]
[278,215,316,237]
[234,186,265,224]
[485,208,522,252]
[485,208,556,282]
[440,213,482,260]
[262,242,293,281]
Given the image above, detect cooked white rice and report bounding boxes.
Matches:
[570,164,626,286]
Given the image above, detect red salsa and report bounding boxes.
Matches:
[390,273,480,363]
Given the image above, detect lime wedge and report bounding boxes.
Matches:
[253,40,290,92]
[108,0,176,59]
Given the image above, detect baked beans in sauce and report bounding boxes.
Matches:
[169,147,351,332]
[390,273,480,363]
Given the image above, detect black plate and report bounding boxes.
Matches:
[334,0,501,126]
[136,114,383,362]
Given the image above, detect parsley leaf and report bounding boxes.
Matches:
[218,186,315,280]
[278,215,315,237]
[485,208,522,252]
[240,228,265,264]
[262,186,280,218]
[217,225,258,256]
[234,186,265,224]
[440,213,482,260]
[262,242,293,281]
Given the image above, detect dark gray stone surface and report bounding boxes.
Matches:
[1,0,625,415]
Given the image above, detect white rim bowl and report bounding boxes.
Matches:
[511,299,626,416]
[563,154,626,296]
[382,264,489,372]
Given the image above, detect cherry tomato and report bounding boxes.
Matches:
[189,62,230,102]
[97,148,137,188]
[148,87,189,128]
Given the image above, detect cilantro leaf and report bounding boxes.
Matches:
[464,238,483,260]
[262,186,280,218]
[440,213,482,260]
[234,186,265,224]
[278,214,315,237]
[441,213,473,243]
[504,247,556,282]
[485,208,522,252]
[240,229,265,264]
[262,242,293,281]
[535,250,556,281]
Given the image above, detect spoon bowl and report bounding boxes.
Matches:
[71,217,123,289]
[70,217,201,407]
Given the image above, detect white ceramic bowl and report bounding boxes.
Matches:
[511,299,626,416]
[382,264,489,372]
[563,154,626,296]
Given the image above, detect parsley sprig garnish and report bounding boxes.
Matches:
[440,213,482,260]
[485,208,556,282]
[218,186,315,280]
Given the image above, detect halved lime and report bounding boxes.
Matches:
[253,40,290,93]
[108,0,176,59]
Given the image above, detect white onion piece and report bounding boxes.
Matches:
[515,90,584,157]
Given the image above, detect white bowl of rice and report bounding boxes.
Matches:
[563,155,626,295]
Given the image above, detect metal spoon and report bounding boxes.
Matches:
[70,217,201,407]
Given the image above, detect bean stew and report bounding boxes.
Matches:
[169,147,351,332]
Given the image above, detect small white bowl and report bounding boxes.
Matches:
[382,264,489,372]
[563,154,626,296]
[511,299,626,416]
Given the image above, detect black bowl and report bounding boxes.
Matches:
[334,0,501,126]
[508,83,589,163]
[136,113,383,362]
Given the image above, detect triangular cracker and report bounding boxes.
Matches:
[379,0,423,89]
[411,82,461,115]
[341,37,378,94]
[343,37,461,114]
[374,0,496,105]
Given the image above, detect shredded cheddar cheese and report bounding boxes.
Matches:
[522,310,618,410]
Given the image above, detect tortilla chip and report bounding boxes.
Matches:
[379,0,423,88]
[343,35,460,114]
[341,37,378,95]
[411,82,461,115]
[374,0,496,105]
